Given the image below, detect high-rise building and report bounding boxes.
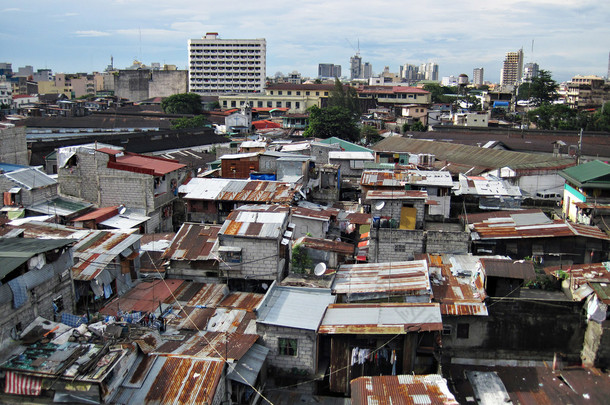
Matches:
[500,49,524,87]
[350,54,362,80]
[419,62,439,81]
[363,62,373,79]
[400,64,419,81]
[188,32,266,95]
[523,62,539,81]
[473,67,484,86]
[318,63,341,79]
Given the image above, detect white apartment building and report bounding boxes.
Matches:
[188,32,266,95]
[0,76,12,106]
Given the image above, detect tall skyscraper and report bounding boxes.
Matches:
[473,67,484,86]
[420,62,439,81]
[363,62,373,79]
[188,32,266,95]
[350,54,363,80]
[318,63,341,79]
[500,49,524,87]
[400,64,419,81]
[523,62,539,81]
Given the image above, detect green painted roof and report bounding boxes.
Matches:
[0,238,75,279]
[560,160,610,188]
[318,137,373,153]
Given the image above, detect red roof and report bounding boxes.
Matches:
[252,120,281,129]
[358,86,430,95]
[72,206,119,223]
[252,107,289,113]
[99,279,185,315]
[108,152,186,176]
[97,147,122,155]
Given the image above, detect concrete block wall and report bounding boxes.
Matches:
[148,70,188,99]
[99,173,153,212]
[256,324,316,374]
[582,320,610,368]
[220,237,280,280]
[0,127,28,165]
[369,228,425,262]
[58,149,107,204]
[426,230,470,254]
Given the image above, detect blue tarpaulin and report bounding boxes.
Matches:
[250,173,276,181]
[493,101,510,108]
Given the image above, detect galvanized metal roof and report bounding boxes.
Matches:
[295,236,355,255]
[220,205,288,239]
[256,283,336,331]
[2,166,56,190]
[360,169,454,188]
[111,153,186,176]
[180,177,301,203]
[100,279,185,315]
[560,160,610,187]
[332,261,431,296]
[72,230,142,281]
[99,211,150,230]
[226,343,269,386]
[365,189,429,200]
[219,152,260,159]
[373,137,576,171]
[468,209,610,241]
[351,374,459,405]
[163,223,220,261]
[318,303,443,334]
[544,262,610,303]
[454,173,522,197]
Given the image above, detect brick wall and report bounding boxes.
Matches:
[369,228,425,262]
[426,230,470,254]
[219,237,281,280]
[256,323,317,374]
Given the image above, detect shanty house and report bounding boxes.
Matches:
[180,177,302,224]
[255,283,336,388]
[163,223,220,282]
[57,143,187,232]
[217,205,291,288]
[0,238,75,347]
[559,160,610,224]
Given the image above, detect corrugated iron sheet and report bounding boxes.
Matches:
[220,206,288,239]
[333,261,430,295]
[544,262,610,303]
[163,223,220,261]
[360,170,453,188]
[144,357,223,404]
[186,283,229,308]
[296,236,355,255]
[218,291,264,311]
[480,258,536,280]
[366,190,429,200]
[151,332,258,362]
[351,374,459,405]
[318,303,443,334]
[72,230,141,281]
[100,279,185,315]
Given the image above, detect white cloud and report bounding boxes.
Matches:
[75,30,110,37]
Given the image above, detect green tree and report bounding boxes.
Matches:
[291,244,313,274]
[328,78,360,117]
[587,102,610,132]
[422,83,456,103]
[171,115,210,130]
[303,105,359,141]
[518,70,558,106]
[361,124,381,144]
[161,93,202,114]
[528,103,589,130]
[411,121,426,132]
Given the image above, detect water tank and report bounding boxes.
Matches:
[458,74,469,86]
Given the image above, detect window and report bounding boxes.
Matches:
[287,91,292,95]
[457,323,469,339]
[231,101,236,107]
[295,102,300,109]
[316,92,320,96]
[278,91,283,95]
[267,101,273,108]
[276,101,282,108]
[53,296,64,313]
[394,245,406,253]
[278,338,298,356]
[257,101,263,107]
[306,91,310,96]
[296,91,301,96]
[286,102,291,108]
[442,325,452,336]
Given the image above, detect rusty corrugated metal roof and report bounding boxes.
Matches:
[218,291,264,311]
[351,374,459,405]
[333,261,431,296]
[360,169,453,188]
[318,303,443,334]
[468,210,610,241]
[144,357,223,404]
[480,258,536,280]
[295,236,355,255]
[151,332,258,362]
[100,279,185,315]
[366,189,429,200]
[162,223,220,261]
[220,205,288,239]
[544,262,610,303]
[72,230,142,281]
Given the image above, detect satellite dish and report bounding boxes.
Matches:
[118,205,126,215]
[374,201,385,210]
[314,263,327,276]
[261,283,269,291]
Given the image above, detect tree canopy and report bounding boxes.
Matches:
[161,93,203,115]
[170,115,210,130]
[517,70,558,106]
[327,78,361,117]
[527,103,589,130]
[587,102,610,132]
[303,105,359,142]
[422,83,457,103]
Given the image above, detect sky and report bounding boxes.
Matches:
[2,0,609,84]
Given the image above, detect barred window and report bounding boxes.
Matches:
[278,338,298,356]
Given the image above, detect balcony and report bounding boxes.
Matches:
[154,191,177,211]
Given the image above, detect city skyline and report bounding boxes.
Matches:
[2,1,609,83]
